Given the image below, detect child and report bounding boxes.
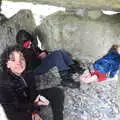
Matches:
[80,45,120,83]
[0,45,64,120]
[16,29,83,88]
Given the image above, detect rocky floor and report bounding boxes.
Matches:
[36,67,120,120]
[63,76,120,120]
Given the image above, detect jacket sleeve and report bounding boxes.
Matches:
[0,83,39,113]
[108,68,119,78]
[0,85,31,120]
[24,72,39,102]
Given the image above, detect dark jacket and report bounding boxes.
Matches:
[93,50,120,78]
[0,71,39,120]
[22,47,41,71]
[22,47,48,71]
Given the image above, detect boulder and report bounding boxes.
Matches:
[0,9,36,57]
[36,11,120,63]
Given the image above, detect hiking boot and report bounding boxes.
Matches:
[69,64,85,75]
[59,70,80,88]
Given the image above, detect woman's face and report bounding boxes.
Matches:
[6,51,26,75]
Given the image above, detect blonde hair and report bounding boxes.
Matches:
[109,44,120,51]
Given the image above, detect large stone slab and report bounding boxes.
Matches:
[63,77,119,120]
[0,9,36,56]
[36,11,120,62]
[35,67,61,90]
[0,9,36,120]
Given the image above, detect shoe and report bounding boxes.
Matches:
[59,70,80,88]
[69,64,85,75]
[61,80,80,88]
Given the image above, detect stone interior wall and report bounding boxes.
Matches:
[36,10,120,63]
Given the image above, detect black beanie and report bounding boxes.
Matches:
[16,30,34,45]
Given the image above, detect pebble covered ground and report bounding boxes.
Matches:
[36,66,120,120]
[63,76,120,120]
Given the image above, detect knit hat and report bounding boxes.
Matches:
[16,30,38,47]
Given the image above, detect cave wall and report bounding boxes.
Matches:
[36,11,120,62]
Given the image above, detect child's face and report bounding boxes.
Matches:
[6,51,26,75]
[117,47,120,54]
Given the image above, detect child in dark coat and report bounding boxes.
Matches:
[0,45,64,120]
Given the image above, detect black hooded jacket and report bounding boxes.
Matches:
[22,47,42,70]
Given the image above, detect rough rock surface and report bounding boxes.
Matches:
[35,67,62,90]
[0,9,36,58]
[36,11,120,62]
[63,77,119,120]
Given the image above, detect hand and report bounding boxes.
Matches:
[38,52,47,60]
[34,95,49,106]
[32,113,43,120]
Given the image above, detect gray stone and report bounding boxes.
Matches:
[0,13,7,22]
[63,76,119,120]
[35,67,62,90]
[87,10,103,19]
[36,11,120,62]
[0,1,1,12]
[0,9,36,57]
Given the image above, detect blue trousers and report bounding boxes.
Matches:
[34,50,74,75]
